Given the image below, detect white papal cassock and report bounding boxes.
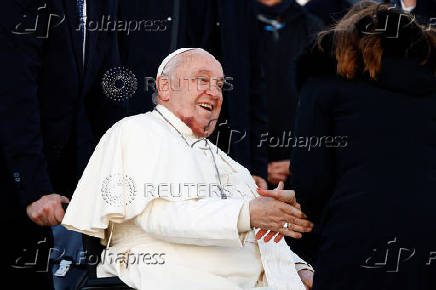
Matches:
[62,105,310,290]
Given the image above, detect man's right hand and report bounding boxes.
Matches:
[249,195,313,240]
[26,194,69,226]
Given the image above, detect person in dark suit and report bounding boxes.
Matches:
[254,0,323,187]
[305,0,352,25]
[0,0,125,288]
[118,0,269,187]
[286,1,436,289]
[392,0,436,25]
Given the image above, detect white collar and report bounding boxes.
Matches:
[154,104,201,139]
[401,0,416,12]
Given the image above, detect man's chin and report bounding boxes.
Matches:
[180,116,217,138]
[192,125,215,138]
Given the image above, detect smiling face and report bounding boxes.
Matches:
[156,50,224,137]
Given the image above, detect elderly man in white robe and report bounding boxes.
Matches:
[62,48,314,290]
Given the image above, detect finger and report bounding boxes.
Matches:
[60,196,70,204]
[30,214,45,226]
[274,233,284,243]
[28,207,45,226]
[54,204,66,224]
[256,229,268,240]
[293,217,314,229]
[271,174,288,183]
[263,231,278,243]
[295,202,301,209]
[33,217,45,226]
[279,229,303,239]
[268,177,280,185]
[40,204,57,226]
[271,172,287,180]
[257,188,296,204]
[36,212,51,226]
[291,223,313,233]
[275,181,284,191]
[46,209,58,226]
[282,204,307,219]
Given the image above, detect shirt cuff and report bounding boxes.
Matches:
[237,201,251,233]
[295,262,314,272]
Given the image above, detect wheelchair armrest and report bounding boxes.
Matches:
[80,276,133,290]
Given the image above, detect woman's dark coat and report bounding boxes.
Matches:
[288,34,436,290]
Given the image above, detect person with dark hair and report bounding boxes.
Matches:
[262,1,436,289]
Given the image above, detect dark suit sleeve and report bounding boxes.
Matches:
[0,1,53,209]
[289,78,335,223]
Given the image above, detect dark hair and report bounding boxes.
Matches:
[317,0,436,80]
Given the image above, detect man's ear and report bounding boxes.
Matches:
[156,75,170,102]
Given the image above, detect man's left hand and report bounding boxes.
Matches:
[252,175,267,190]
[298,269,314,290]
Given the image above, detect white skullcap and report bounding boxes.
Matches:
[156,48,196,78]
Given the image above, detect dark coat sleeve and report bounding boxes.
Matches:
[289,77,336,223]
[0,1,53,209]
[285,77,337,264]
[248,54,268,180]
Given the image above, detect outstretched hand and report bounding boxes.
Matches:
[254,182,313,243]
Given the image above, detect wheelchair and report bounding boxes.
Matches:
[78,235,133,290]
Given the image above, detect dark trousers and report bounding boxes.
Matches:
[5,190,54,289]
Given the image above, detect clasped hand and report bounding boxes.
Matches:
[249,182,313,243]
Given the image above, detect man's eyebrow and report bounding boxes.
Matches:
[191,70,224,80]
[191,69,212,75]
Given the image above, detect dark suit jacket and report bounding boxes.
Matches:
[305,0,351,25]
[255,2,323,162]
[288,34,436,289]
[0,0,125,216]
